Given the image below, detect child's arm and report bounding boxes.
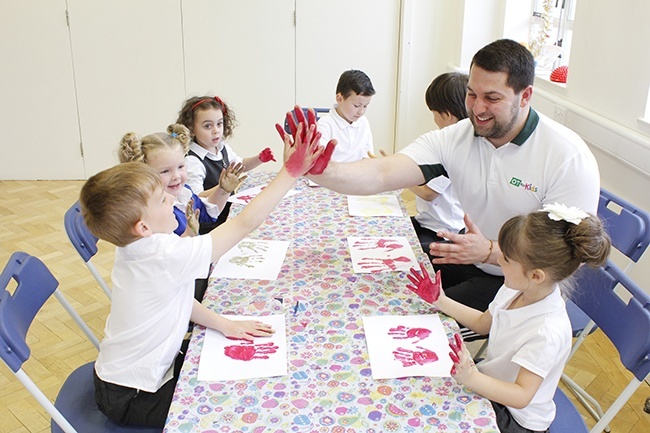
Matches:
[190,300,274,340]
[208,123,324,263]
[406,264,492,335]
[242,147,276,172]
[450,338,544,409]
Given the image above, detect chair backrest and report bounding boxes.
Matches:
[64,201,112,299]
[283,107,329,133]
[0,252,59,371]
[598,188,650,266]
[571,261,650,382]
[64,201,100,263]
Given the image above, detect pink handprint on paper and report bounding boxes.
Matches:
[353,238,404,251]
[358,256,412,272]
[224,341,279,361]
[388,325,432,343]
[393,346,439,367]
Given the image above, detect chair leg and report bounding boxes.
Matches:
[53,289,100,350]
[14,369,78,433]
[561,373,609,430]
[590,378,643,433]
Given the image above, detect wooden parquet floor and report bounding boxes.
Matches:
[0,182,647,433]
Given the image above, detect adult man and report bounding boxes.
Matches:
[291,39,600,313]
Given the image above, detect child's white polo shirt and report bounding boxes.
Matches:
[94,233,212,392]
[318,106,374,163]
[479,286,571,430]
[400,109,600,275]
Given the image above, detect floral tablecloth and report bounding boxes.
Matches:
[165,172,498,433]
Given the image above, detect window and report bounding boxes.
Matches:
[529,0,576,75]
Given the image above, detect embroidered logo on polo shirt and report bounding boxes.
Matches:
[509,177,538,192]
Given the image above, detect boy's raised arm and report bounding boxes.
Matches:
[208,122,327,263]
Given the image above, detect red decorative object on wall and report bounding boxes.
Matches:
[550,65,568,83]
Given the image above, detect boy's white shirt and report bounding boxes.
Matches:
[317,105,374,162]
[94,233,212,392]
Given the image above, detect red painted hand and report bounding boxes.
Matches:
[406,263,442,304]
[258,147,276,163]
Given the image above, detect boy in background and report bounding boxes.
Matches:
[318,69,376,162]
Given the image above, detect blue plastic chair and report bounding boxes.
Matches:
[283,107,329,133]
[64,201,112,299]
[549,387,589,432]
[562,189,650,427]
[559,261,650,433]
[0,252,159,433]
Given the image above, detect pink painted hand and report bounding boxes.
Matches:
[258,147,276,163]
[406,263,442,304]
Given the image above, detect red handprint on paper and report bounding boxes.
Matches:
[358,256,412,272]
[235,194,255,203]
[388,325,432,343]
[353,238,404,251]
[224,341,279,361]
[393,346,439,367]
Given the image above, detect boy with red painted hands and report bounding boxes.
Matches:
[406,205,611,433]
[82,122,325,428]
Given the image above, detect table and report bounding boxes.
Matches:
[165,172,498,433]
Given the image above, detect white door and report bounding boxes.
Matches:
[0,0,84,179]
[67,0,186,177]
[181,0,296,172]
[295,0,401,154]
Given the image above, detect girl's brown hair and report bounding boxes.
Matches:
[498,210,611,283]
[176,96,238,139]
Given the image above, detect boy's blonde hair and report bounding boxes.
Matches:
[118,124,191,164]
[80,162,163,247]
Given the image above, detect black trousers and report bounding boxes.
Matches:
[93,339,190,428]
[435,262,504,314]
[492,401,550,433]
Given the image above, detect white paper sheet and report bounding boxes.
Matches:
[211,239,290,280]
[228,184,299,205]
[363,314,453,379]
[348,236,418,273]
[198,314,287,381]
[347,195,403,217]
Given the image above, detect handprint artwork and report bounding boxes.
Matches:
[348,236,417,274]
[211,239,290,280]
[198,314,287,381]
[228,184,298,205]
[362,314,453,379]
[388,325,432,343]
[224,341,279,361]
[353,238,404,251]
[347,195,403,217]
[393,346,439,367]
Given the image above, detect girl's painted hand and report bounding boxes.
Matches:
[223,319,275,342]
[184,199,200,236]
[406,263,442,304]
[258,147,276,163]
[219,162,247,193]
[449,333,476,382]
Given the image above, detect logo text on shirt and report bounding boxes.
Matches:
[509,177,538,192]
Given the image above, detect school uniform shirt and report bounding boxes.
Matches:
[414,176,465,233]
[94,233,212,392]
[399,109,600,276]
[186,141,243,194]
[318,106,374,163]
[479,285,571,431]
